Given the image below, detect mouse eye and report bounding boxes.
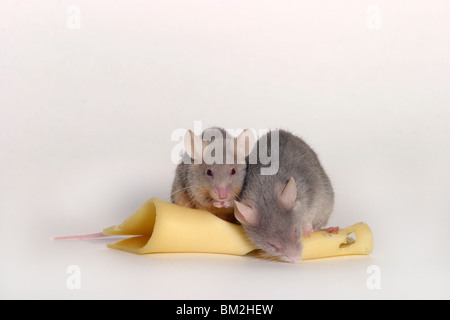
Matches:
[268,242,281,253]
[206,169,213,177]
[293,228,299,240]
[230,168,236,175]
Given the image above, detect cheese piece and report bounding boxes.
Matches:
[103,198,257,255]
[300,222,373,260]
[103,198,373,260]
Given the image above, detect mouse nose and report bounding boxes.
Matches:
[215,185,231,200]
[286,254,302,263]
[283,252,302,263]
[284,247,303,263]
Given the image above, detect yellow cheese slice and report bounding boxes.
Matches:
[103,198,256,255]
[301,222,373,260]
[103,198,373,260]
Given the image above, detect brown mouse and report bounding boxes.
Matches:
[171,127,255,221]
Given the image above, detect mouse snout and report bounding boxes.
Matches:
[214,184,231,200]
[282,245,303,263]
[284,252,302,263]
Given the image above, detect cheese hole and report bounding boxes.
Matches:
[339,232,356,248]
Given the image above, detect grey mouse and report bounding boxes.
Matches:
[234,129,334,263]
[171,127,255,221]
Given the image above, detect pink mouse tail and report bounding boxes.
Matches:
[51,232,106,241]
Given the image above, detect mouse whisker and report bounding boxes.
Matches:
[170,186,192,197]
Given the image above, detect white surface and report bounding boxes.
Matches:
[1,1,449,299]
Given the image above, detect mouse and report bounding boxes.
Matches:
[171,127,255,221]
[233,129,335,263]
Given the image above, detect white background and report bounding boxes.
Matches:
[1,1,449,299]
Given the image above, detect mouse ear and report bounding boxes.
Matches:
[234,200,258,226]
[234,129,257,163]
[279,177,297,209]
[184,130,205,163]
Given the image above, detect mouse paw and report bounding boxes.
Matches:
[222,200,232,208]
[213,201,224,208]
[324,226,339,234]
[213,200,233,208]
[302,223,313,238]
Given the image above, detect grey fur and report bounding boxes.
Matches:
[236,129,334,262]
[171,127,248,219]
